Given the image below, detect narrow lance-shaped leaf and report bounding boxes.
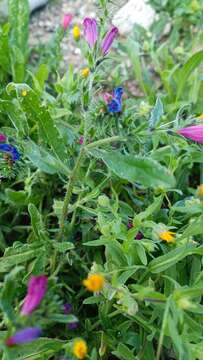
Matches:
[176,50,203,100]
[149,96,164,129]
[7,83,67,163]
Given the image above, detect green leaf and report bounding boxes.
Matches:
[5,338,64,359]
[53,242,74,253]
[149,96,164,129]
[176,50,203,100]
[0,24,11,75]
[0,266,24,322]
[7,83,67,162]
[95,150,175,189]
[0,99,29,136]
[0,243,44,273]
[49,314,78,323]
[8,0,29,81]
[83,296,103,305]
[28,204,46,241]
[24,141,69,175]
[112,343,137,360]
[179,215,203,239]
[5,189,28,206]
[149,245,203,273]
[134,195,163,222]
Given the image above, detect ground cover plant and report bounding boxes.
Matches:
[0,0,203,359]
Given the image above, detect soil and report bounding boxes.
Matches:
[29,0,96,67]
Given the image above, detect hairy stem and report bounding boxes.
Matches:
[58,147,85,239]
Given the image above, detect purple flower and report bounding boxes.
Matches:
[64,303,72,314]
[21,275,48,315]
[101,27,119,55]
[0,144,20,161]
[127,221,133,229]
[68,321,79,330]
[135,231,144,240]
[62,14,73,30]
[0,134,6,142]
[6,327,41,346]
[178,125,203,144]
[79,136,84,145]
[83,18,98,48]
[108,87,123,113]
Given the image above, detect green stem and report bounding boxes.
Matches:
[156,297,171,360]
[58,147,85,239]
[85,135,126,150]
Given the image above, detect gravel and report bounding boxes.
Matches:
[29,0,97,68]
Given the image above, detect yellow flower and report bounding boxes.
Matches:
[73,339,87,359]
[198,113,203,120]
[83,273,104,292]
[73,25,81,40]
[81,67,90,78]
[198,184,203,197]
[21,90,27,97]
[159,231,175,243]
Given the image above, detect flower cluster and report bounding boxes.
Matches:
[0,143,20,161]
[83,17,118,55]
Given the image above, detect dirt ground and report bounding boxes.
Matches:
[29,0,97,67]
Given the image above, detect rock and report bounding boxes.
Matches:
[0,0,48,19]
[112,0,156,35]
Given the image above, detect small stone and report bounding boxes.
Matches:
[112,0,156,34]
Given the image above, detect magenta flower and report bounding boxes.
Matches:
[62,14,73,30]
[6,327,41,346]
[102,92,113,104]
[135,231,143,240]
[83,18,98,48]
[127,221,133,229]
[21,275,48,315]
[0,134,6,142]
[101,27,119,55]
[68,321,79,330]
[79,136,84,145]
[178,125,203,144]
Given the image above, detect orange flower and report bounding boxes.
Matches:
[73,339,87,359]
[159,231,175,243]
[83,274,104,292]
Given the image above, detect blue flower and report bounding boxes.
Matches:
[108,87,123,113]
[0,144,20,161]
